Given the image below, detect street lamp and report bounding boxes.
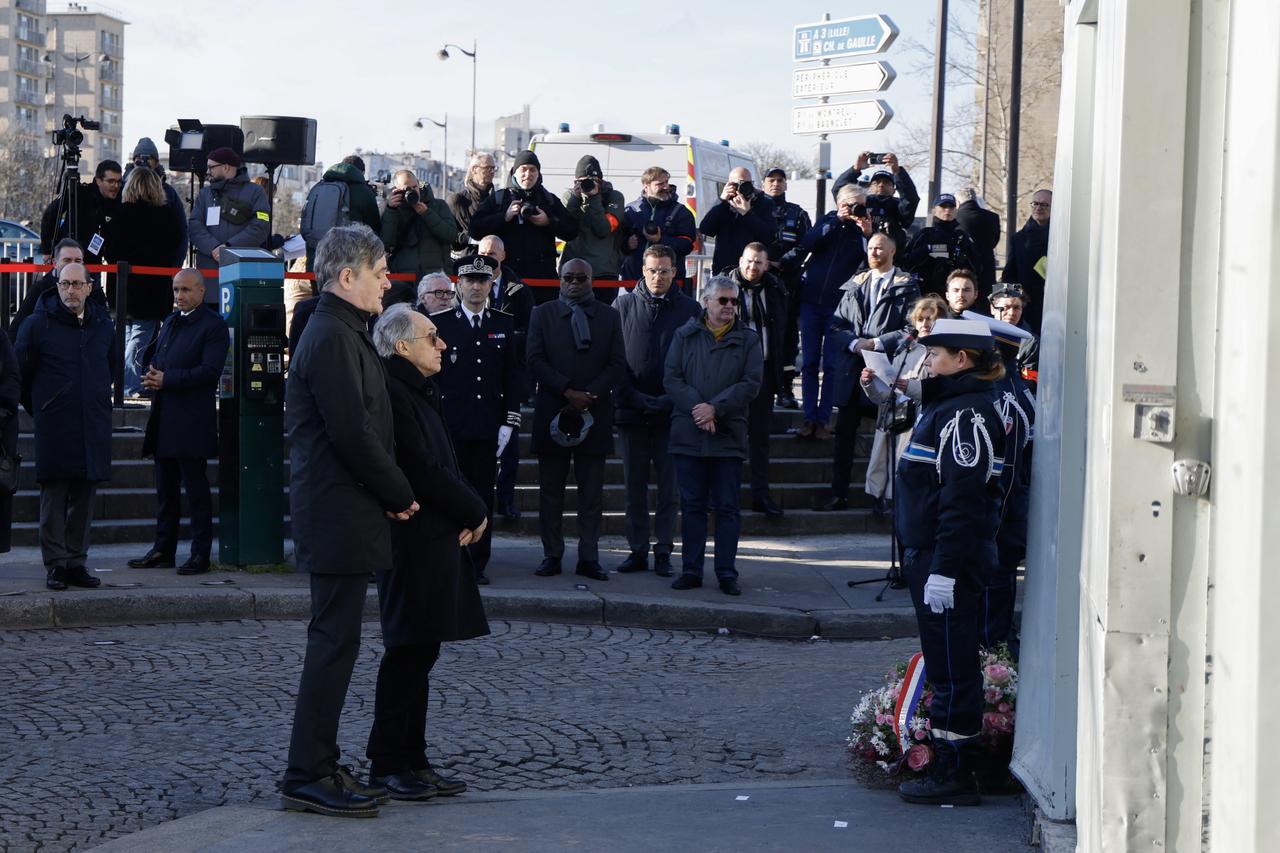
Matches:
[437,40,477,156]
[44,50,109,114]
[414,115,447,195]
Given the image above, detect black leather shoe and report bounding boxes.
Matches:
[719,579,742,596]
[128,549,175,569]
[776,393,799,410]
[281,775,379,818]
[654,554,674,577]
[575,561,609,581]
[177,557,211,576]
[412,764,467,796]
[671,574,702,590]
[336,765,389,805]
[534,557,562,577]
[751,496,785,517]
[813,496,848,512]
[498,498,521,520]
[64,567,101,588]
[46,569,67,591]
[616,552,648,573]
[475,570,491,586]
[872,496,891,517]
[370,772,439,801]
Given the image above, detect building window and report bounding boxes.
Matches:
[17,107,40,134]
[16,76,40,103]
[102,111,120,133]
[100,30,122,56]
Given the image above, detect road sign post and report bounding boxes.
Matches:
[793,61,896,98]
[793,100,895,135]
[793,15,898,63]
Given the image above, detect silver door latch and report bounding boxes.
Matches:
[1171,459,1211,498]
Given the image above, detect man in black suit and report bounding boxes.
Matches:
[128,270,230,575]
[431,255,521,585]
[280,224,420,819]
[525,259,626,581]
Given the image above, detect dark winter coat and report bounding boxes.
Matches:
[831,166,921,250]
[766,194,813,264]
[0,332,19,552]
[141,306,230,459]
[698,194,776,274]
[469,181,578,281]
[613,281,700,425]
[447,180,494,252]
[122,163,190,266]
[1001,217,1050,332]
[105,200,187,320]
[619,193,697,282]
[825,268,921,405]
[560,182,628,278]
[287,293,415,575]
[187,168,271,271]
[663,316,762,459]
[39,181,119,262]
[15,289,118,483]
[525,297,625,456]
[378,354,489,646]
[321,162,382,233]
[902,219,979,298]
[489,265,534,349]
[784,212,869,311]
[955,199,1001,289]
[9,271,107,343]
[380,184,459,278]
[992,352,1036,560]
[728,267,789,388]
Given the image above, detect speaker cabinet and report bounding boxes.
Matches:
[241,116,317,165]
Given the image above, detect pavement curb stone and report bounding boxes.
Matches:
[602,593,818,637]
[52,587,255,627]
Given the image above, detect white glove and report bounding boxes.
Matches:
[923,574,955,614]
[496,425,514,458]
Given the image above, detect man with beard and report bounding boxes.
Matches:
[903,194,978,298]
[40,160,122,266]
[448,153,497,256]
[762,167,811,409]
[188,148,270,299]
[620,166,697,291]
[560,156,628,304]
[469,150,577,302]
[831,151,920,251]
[1001,189,1052,333]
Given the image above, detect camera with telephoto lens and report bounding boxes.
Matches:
[402,186,421,206]
[735,180,755,200]
[578,177,597,194]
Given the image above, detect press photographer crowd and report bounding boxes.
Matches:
[1,121,1052,813]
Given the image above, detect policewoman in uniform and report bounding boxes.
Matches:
[964,310,1035,650]
[431,255,522,585]
[894,318,1006,806]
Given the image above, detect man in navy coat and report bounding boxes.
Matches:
[129,269,231,575]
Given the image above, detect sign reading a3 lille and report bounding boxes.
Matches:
[793,100,895,135]
[792,62,896,98]
[793,15,898,63]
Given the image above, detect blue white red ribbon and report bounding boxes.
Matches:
[893,652,928,755]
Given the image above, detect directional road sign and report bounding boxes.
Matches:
[793,15,898,63]
[792,61,896,99]
[792,100,895,135]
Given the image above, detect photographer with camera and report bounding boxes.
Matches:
[123,137,189,267]
[620,167,697,291]
[39,158,121,266]
[831,151,921,251]
[699,166,776,275]
[469,150,578,304]
[188,148,270,291]
[560,156,628,305]
[380,169,459,304]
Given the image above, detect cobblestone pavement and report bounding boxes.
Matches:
[0,621,918,852]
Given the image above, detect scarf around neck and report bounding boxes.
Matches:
[559,290,596,351]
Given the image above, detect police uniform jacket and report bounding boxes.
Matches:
[431,306,521,441]
[903,221,978,296]
[767,195,813,275]
[824,268,921,405]
[894,370,1006,583]
[142,305,231,459]
[993,352,1036,554]
[490,265,534,353]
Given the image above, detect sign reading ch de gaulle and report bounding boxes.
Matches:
[793,14,899,62]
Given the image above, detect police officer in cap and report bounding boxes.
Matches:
[431,254,522,585]
[895,318,1006,806]
[762,167,811,409]
[903,194,979,299]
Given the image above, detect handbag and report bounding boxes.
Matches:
[881,396,917,435]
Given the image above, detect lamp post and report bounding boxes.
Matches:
[44,50,109,115]
[437,40,477,156]
[414,115,447,195]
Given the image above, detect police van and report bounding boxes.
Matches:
[528,125,756,281]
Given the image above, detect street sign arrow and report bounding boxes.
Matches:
[793,61,897,99]
[793,15,899,63]
[792,100,895,135]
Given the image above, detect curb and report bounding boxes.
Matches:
[0,587,918,640]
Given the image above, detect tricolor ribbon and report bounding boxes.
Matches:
[893,652,928,755]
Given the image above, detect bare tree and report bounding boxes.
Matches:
[738,141,815,180]
[0,130,58,227]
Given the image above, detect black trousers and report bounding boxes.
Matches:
[283,572,370,790]
[747,367,778,501]
[366,641,443,777]
[537,451,605,563]
[780,272,802,395]
[454,438,496,573]
[153,457,213,561]
[830,384,876,499]
[903,547,982,739]
[617,420,677,557]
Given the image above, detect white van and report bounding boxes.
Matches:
[528,126,757,282]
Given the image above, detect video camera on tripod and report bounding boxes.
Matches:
[52,113,101,167]
[49,114,103,254]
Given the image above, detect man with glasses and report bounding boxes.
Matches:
[990,284,1039,388]
[39,160,122,266]
[526,258,625,582]
[16,262,118,591]
[1001,189,1052,333]
[416,272,456,315]
[10,239,106,342]
[430,255,521,586]
[612,245,700,576]
[620,167,697,291]
[188,147,270,289]
[448,154,498,256]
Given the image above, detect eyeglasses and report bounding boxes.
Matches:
[561,274,590,283]
[1030,201,1051,209]
[57,280,90,290]
[425,290,454,299]
[643,268,674,277]
[714,296,739,306]
[405,332,440,345]
[100,177,122,186]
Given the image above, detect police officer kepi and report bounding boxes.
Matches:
[430,254,522,586]
[963,310,1035,650]
[762,168,811,409]
[894,318,1007,806]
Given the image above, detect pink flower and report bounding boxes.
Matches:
[984,663,1011,685]
[985,687,1002,703]
[998,702,1011,713]
[906,743,932,771]
[914,729,928,741]
[983,712,1013,733]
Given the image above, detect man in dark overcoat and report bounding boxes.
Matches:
[128,269,230,575]
[280,224,419,819]
[525,258,626,580]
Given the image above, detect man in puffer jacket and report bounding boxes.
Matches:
[188,147,270,300]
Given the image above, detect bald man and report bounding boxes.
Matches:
[698,166,777,274]
[130,269,230,575]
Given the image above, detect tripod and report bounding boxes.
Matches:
[52,160,81,255]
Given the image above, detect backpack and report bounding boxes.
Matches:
[300,180,351,249]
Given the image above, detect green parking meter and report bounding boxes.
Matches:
[218,248,286,567]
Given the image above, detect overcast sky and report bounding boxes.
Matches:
[107,0,975,182]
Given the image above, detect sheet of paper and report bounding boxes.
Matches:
[861,349,893,395]
[206,207,221,227]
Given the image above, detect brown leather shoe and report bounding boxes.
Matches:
[813,423,832,440]
[795,421,816,439]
